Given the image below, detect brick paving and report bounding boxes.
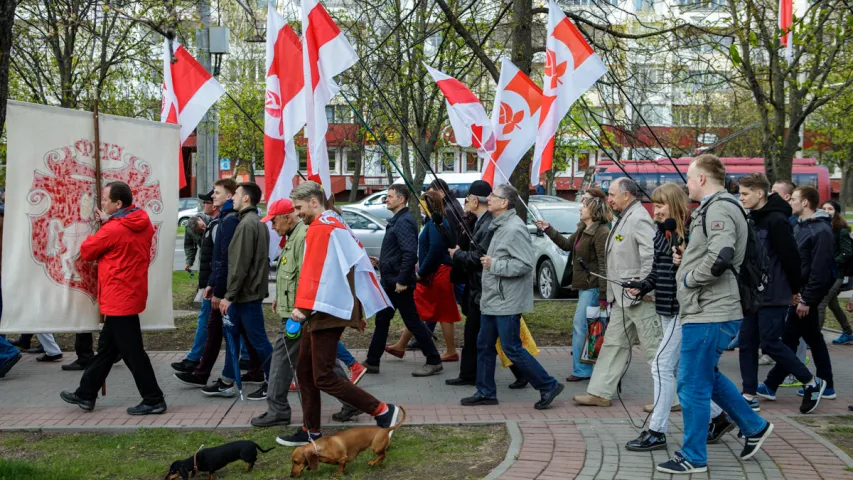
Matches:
[1,338,852,479]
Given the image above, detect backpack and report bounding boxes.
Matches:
[701,197,770,317]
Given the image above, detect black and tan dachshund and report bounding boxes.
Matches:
[165,440,274,479]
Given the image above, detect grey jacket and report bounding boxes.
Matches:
[676,190,747,324]
[606,201,655,307]
[480,209,534,316]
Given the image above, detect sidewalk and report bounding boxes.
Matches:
[1,339,852,479]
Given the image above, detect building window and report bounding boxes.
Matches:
[440,151,456,172]
[345,150,361,174]
[328,149,338,174]
[463,151,479,172]
[335,105,354,123]
[299,149,308,172]
[325,106,335,124]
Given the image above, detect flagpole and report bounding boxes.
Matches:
[470,130,541,223]
[93,91,102,207]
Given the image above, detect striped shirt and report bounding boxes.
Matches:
[639,227,679,317]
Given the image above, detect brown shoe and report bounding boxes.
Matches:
[572,393,611,407]
[643,403,682,413]
[565,375,590,382]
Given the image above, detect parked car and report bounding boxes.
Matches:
[352,190,393,220]
[178,205,201,227]
[524,201,582,299]
[341,206,387,257]
[529,194,569,203]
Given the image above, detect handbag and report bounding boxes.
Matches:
[580,306,608,364]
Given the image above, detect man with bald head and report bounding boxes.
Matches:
[574,177,663,408]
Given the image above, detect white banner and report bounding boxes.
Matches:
[1,101,179,333]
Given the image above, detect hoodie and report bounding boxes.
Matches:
[749,193,802,307]
[80,206,155,316]
[796,209,835,306]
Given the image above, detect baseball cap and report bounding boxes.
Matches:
[198,189,214,202]
[468,180,492,198]
[261,199,295,222]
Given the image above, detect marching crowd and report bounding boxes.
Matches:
[0,154,851,475]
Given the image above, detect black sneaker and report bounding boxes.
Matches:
[375,404,401,438]
[707,413,736,444]
[276,427,322,447]
[201,379,236,397]
[59,390,95,411]
[363,362,380,374]
[626,430,667,452]
[241,372,265,384]
[461,395,499,406]
[509,379,529,389]
[170,359,199,373]
[332,404,362,422]
[239,359,251,371]
[656,452,707,474]
[127,401,167,415]
[534,383,565,410]
[445,377,475,386]
[799,377,827,414]
[0,352,22,378]
[741,422,773,460]
[174,372,208,388]
[247,382,268,401]
[61,359,89,371]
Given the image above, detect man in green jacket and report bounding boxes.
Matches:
[216,183,272,393]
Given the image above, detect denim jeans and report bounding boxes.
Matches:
[739,306,811,395]
[678,320,768,467]
[0,335,19,368]
[222,302,273,382]
[571,289,598,378]
[475,314,558,399]
[727,319,742,350]
[186,299,212,362]
[336,341,356,367]
[650,315,682,433]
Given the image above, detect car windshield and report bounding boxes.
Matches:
[538,207,580,234]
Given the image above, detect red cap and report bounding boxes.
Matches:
[261,199,295,222]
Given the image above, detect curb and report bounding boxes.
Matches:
[773,414,853,467]
[484,421,522,480]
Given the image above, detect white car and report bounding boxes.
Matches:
[524,201,582,299]
[341,206,387,257]
[352,191,393,220]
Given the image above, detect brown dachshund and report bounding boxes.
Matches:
[290,406,406,477]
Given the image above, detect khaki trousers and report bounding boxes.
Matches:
[587,301,663,400]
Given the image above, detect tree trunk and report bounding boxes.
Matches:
[348,147,363,203]
[509,0,534,221]
[842,145,853,210]
[0,0,16,137]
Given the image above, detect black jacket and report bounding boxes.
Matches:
[750,193,802,307]
[452,211,494,312]
[198,215,220,289]
[379,207,419,290]
[444,197,464,247]
[832,227,853,276]
[208,199,239,299]
[796,210,835,306]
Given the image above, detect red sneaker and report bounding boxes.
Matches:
[349,362,367,385]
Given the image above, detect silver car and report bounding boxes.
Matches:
[341,206,387,257]
[524,201,582,299]
[352,191,393,220]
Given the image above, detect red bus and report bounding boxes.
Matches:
[581,157,831,212]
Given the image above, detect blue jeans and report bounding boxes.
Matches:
[336,341,356,367]
[727,319,742,350]
[222,302,273,381]
[476,314,558,398]
[678,320,768,467]
[0,335,19,368]
[571,289,599,378]
[186,299,212,362]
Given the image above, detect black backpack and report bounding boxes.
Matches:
[701,197,770,317]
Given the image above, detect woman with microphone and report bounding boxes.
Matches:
[623,182,688,452]
[535,188,611,382]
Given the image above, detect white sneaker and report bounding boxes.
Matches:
[758,354,775,366]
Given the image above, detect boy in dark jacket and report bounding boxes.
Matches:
[758,185,835,414]
[736,174,803,412]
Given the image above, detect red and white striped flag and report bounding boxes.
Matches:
[532,0,606,185]
[295,211,391,319]
[779,0,793,62]
[161,39,225,189]
[425,64,495,155]
[302,0,358,198]
[482,59,543,187]
[265,12,305,206]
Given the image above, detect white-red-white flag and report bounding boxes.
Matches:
[265,12,305,206]
[302,0,358,198]
[295,211,391,319]
[482,59,543,187]
[425,64,495,156]
[532,0,606,185]
[779,0,793,62]
[161,39,225,189]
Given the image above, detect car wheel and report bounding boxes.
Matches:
[179,217,189,227]
[538,259,559,299]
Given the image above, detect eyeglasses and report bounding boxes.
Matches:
[489,192,506,200]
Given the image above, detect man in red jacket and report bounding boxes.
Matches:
[60,181,166,415]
